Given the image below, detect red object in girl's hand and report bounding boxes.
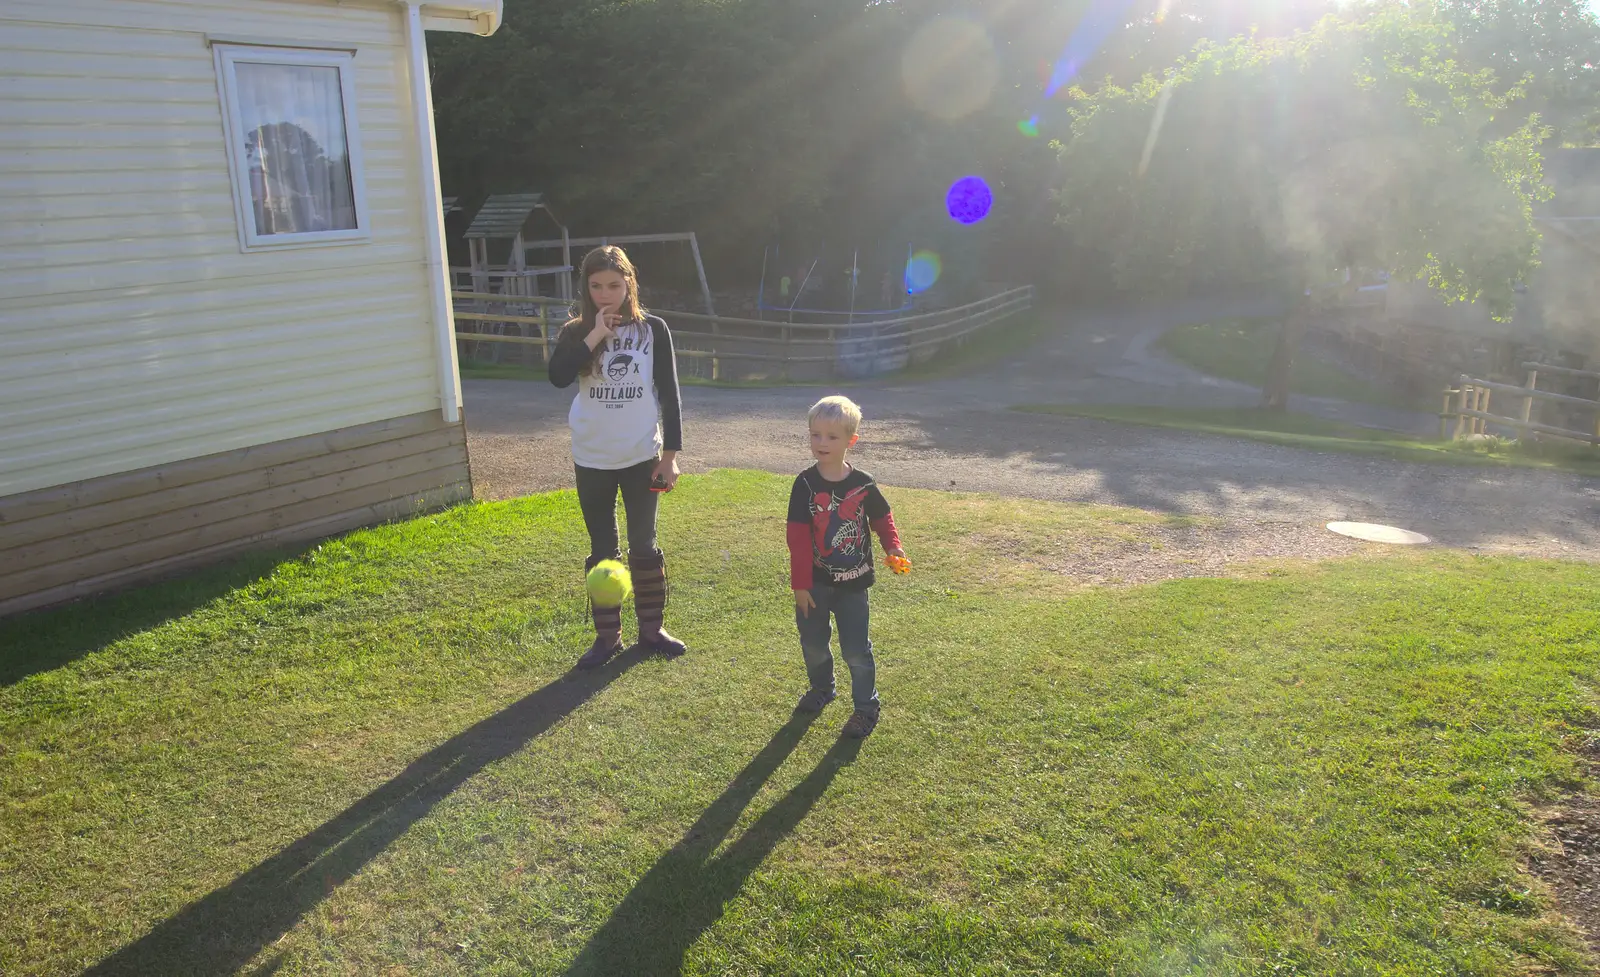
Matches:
[650,475,671,493]
[885,554,912,575]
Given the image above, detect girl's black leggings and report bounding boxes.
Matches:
[574,459,661,569]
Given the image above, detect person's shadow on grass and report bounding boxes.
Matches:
[81,649,650,977]
[563,713,863,977]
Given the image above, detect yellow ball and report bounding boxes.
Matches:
[586,560,632,608]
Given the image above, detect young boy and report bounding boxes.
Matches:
[785,396,907,739]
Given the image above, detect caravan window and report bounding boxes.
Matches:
[213,44,370,251]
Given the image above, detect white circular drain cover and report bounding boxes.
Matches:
[1326,522,1430,545]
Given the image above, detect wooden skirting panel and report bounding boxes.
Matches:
[0,411,472,617]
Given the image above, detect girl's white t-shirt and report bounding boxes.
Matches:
[567,321,663,470]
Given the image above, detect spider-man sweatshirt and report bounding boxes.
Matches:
[786,464,901,592]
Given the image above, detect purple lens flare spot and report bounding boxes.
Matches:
[946,176,993,225]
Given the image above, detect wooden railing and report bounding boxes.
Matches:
[1443,362,1600,446]
[450,291,564,364]
[449,285,1036,381]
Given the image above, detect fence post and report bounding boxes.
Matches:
[1454,381,1469,440]
[710,316,721,382]
[1519,368,1537,440]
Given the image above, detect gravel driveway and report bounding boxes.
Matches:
[464,298,1600,566]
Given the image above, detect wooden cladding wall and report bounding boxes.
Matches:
[0,411,471,617]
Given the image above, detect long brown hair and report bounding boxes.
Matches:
[566,246,649,375]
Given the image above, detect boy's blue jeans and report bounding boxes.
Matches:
[795,583,879,715]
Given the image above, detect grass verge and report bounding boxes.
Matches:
[888,310,1049,383]
[1157,319,1425,411]
[459,359,547,382]
[1013,404,1600,478]
[680,309,1049,387]
[2,470,1597,975]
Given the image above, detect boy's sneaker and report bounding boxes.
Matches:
[842,708,879,739]
[795,688,836,713]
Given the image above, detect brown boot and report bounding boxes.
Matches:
[576,631,623,670]
[630,554,686,658]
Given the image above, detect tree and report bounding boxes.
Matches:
[427,0,904,270]
[422,0,1341,279]
[1054,9,1552,409]
[1421,0,1600,145]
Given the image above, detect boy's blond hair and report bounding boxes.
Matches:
[808,395,863,436]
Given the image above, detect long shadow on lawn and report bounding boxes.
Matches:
[564,713,862,976]
[0,549,296,688]
[81,649,650,977]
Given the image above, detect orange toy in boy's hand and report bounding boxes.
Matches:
[885,554,912,575]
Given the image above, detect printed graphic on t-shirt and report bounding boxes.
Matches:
[605,353,634,382]
[589,331,651,410]
[811,485,873,582]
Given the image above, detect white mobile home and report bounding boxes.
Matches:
[0,0,501,615]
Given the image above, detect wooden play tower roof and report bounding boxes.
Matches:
[464,193,549,240]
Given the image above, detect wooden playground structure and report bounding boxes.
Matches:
[448,193,719,364]
[453,192,575,300]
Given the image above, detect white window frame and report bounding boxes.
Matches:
[212,43,371,252]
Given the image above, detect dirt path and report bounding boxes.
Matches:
[464,299,1600,563]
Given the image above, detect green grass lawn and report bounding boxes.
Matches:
[3,471,1598,975]
[1013,404,1600,478]
[1157,320,1425,411]
[890,310,1048,383]
[459,357,549,381]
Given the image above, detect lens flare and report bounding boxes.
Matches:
[946,176,993,225]
[905,251,943,295]
[1017,0,1139,132]
[1138,76,1176,177]
[1045,0,1135,98]
[900,17,1000,122]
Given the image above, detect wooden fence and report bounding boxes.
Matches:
[449,285,1036,381]
[1443,361,1600,446]
[450,292,563,365]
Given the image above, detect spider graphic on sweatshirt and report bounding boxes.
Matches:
[809,485,871,570]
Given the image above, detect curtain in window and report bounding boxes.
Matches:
[233,62,357,235]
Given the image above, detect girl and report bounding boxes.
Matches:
[549,246,687,669]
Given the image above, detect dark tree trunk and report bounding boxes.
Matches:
[1261,298,1307,411]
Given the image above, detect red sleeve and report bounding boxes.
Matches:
[870,513,901,553]
[786,522,814,591]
